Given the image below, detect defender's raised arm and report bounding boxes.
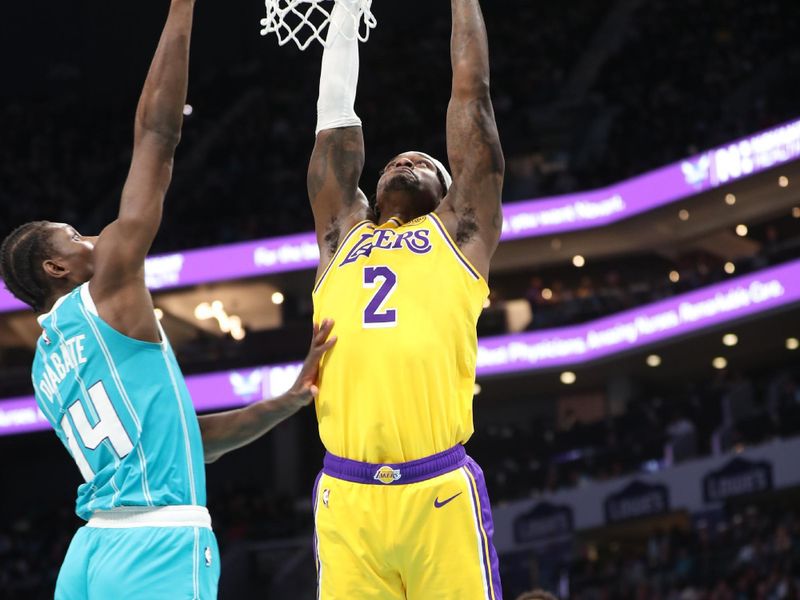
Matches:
[307,0,369,273]
[439,0,504,280]
[199,320,336,463]
[92,0,195,298]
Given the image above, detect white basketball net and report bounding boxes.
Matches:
[260,0,377,51]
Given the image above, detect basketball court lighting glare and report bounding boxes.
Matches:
[787,338,800,351]
[678,209,690,221]
[572,255,585,268]
[183,104,193,116]
[272,291,285,305]
[194,302,212,320]
[779,175,789,188]
[560,371,577,385]
[724,262,736,274]
[722,333,738,347]
[725,193,736,205]
[542,288,553,300]
[231,324,246,341]
[712,357,728,370]
[646,354,661,367]
[735,224,748,237]
[669,270,680,283]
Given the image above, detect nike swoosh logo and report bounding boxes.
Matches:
[434,492,462,508]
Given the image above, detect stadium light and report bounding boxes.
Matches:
[722,333,738,347]
[725,193,736,205]
[779,176,789,188]
[541,288,553,300]
[678,209,690,221]
[787,338,799,351]
[712,357,728,370]
[646,354,661,367]
[272,292,285,305]
[194,302,213,320]
[473,383,482,396]
[724,262,736,274]
[560,371,576,385]
[669,270,680,283]
[735,224,748,237]
[195,300,246,340]
[572,255,586,268]
[154,308,164,321]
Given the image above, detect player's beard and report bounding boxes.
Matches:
[383,170,421,194]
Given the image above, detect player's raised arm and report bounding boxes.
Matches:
[90,0,195,306]
[438,0,504,280]
[307,0,370,274]
[198,320,337,463]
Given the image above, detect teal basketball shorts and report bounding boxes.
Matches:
[55,506,219,600]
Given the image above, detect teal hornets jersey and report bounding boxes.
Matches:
[31,283,206,520]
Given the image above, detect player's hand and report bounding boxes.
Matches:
[288,319,337,407]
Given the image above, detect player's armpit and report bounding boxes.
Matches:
[439,0,504,280]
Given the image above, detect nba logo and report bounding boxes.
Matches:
[42,330,51,345]
[373,466,401,484]
[204,547,212,567]
[322,488,330,507]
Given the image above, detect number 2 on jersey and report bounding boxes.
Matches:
[363,266,398,328]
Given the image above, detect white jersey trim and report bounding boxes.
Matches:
[87,505,212,529]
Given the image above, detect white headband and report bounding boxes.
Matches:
[410,151,453,193]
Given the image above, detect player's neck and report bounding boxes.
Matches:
[378,213,410,227]
[377,198,422,227]
[42,281,81,314]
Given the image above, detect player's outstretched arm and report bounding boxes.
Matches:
[198,320,337,464]
[89,0,195,328]
[437,0,504,281]
[307,0,369,276]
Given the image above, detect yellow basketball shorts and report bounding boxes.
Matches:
[312,445,503,599]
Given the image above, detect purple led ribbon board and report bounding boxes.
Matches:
[476,259,800,375]
[501,118,800,240]
[2,118,799,314]
[0,361,306,437]
[3,259,799,437]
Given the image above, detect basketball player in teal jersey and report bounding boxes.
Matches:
[0,1,336,598]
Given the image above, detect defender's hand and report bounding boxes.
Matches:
[288,319,337,407]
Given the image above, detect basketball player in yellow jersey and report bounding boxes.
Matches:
[305,0,503,598]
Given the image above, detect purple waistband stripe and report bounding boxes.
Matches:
[323,445,468,485]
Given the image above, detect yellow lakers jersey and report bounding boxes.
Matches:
[312,213,489,463]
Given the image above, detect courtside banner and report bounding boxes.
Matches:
[0,361,305,437]
[492,436,800,554]
[1,259,799,436]
[501,117,800,239]
[476,258,800,376]
[2,118,799,314]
